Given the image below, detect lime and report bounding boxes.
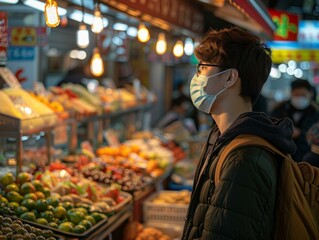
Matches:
[40,211,54,222]
[48,222,58,228]
[85,215,96,225]
[8,202,19,211]
[20,198,36,211]
[31,180,44,192]
[36,218,48,225]
[20,182,36,195]
[68,211,86,225]
[78,220,92,230]
[16,172,32,185]
[0,197,8,204]
[35,199,48,212]
[75,207,88,215]
[15,206,28,216]
[34,191,45,200]
[58,222,74,233]
[47,205,54,211]
[20,212,36,222]
[62,202,73,211]
[5,183,19,193]
[42,187,51,198]
[6,191,23,203]
[0,173,15,186]
[73,224,86,234]
[24,193,38,202]
[53,206,66,219]
[46,196,59,208]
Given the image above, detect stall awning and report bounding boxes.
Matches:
[198,0,276,40]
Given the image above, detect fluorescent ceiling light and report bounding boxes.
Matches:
[69,9,108,26]
[23,0,67,15]
[113,22,128,31]
[0,0,19,4]
[127,27,137,37]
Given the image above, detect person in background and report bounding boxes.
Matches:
[303,122,319,168]
[271,79,319,161]
[57,63,91,87]
[182,27,296,240]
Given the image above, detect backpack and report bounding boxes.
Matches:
[214,134,319,240]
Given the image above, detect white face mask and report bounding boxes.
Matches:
[291,96,310,110]
[190,69,230,114]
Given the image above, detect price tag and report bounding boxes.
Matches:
[0,67,21,88]
[34,81,47,96]
[104,129,120,147]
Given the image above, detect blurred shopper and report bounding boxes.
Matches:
[271,79,319,161]
[303,122,319,168]
[57,63,91,87]
[182,27,296,240]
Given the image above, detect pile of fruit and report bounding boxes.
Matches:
[0,172,107,234]
[0,216,56,240]
[151,190,191,205]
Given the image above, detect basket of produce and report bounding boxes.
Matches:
[143,190,191,226]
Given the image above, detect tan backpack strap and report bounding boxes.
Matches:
[214,134,286,185]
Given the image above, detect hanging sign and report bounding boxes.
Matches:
[103,0,204,36]
[269,9,299,41]
[8,27,47,46]
[0,12,8,63]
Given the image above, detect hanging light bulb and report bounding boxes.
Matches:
[77,23,89,48]
[91,3,104,33]
[156,33,167,55]
[44,0,60,27]
[173,40,184,58]
[90,48,104,77]
[137,23,150,43]
[184,37,194,56]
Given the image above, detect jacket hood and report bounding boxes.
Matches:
[210,112,296,155]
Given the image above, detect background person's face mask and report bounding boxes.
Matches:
[291,96,310,110]
[190,69,230,114]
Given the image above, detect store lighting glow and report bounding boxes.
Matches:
[287,67,295,75]
[300,61,311,70]
[173,40,184,58]
[294,68,303,78]
[113,23,128,31]
[77,23,89,48]
[90,48,104,77]
[184,37,194,56]
[23,0,67,15]
[278,63,287,73]
[44,0,60,27]
[69,50,86,60]
[0,0,19,4]
[270,67,281,78]
[127,27,138,37]
[69,10,108,26]
[156,33,167,55]
[137,23,150,43]
[112,36,123,46]
[91,3,104,34]
[288,60,297,69]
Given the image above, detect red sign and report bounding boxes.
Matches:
[269,9,299,41]
[102,0,204,36]
[0,12,8,63]
[8,27,47,46]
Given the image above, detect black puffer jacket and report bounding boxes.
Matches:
[182,112,296,240]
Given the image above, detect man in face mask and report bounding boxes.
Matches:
[271,79,319,161]
[182,27,297,240]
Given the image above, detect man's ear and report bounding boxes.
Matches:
[225,69,238,88]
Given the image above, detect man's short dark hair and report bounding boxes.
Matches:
[194,27,272,104]
[291,79,312,91]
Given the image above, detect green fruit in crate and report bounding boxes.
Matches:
[90,212,105,223]
[53,206,66,219]
[40,211,54,222]
[20,182,36,195]
[21,199,36,211]
[8,201,19,210]
[85,215,96,225]
[5,183,19,193]
[42,188,51,198]
[35,199,48,211]
[75,207,88,215]
[24,193,38,202]
[31,180,44,192]
[46,196,59,208]
[58,222,74,232]
[48,222,58,228]
[78,220,92,230]
[20,212,36,222]
[15,206,28,216]
[73,224,86,234]
[68,211,86,225]
[0,173,15,187]
[62,202,73,210]
[34,191,45,200]
[6,191,23,203]
[36,218,48,225]
[16,172,32,185]
[0,196,8,204]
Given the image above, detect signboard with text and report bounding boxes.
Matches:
[8,27,47,46]
[298,21,319,45]
[269,9,299,41]
[0,12,8,63]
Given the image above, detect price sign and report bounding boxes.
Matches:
[104,129,120,147]
[0,67,21,88]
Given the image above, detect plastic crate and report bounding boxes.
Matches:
[143,190,189,226]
